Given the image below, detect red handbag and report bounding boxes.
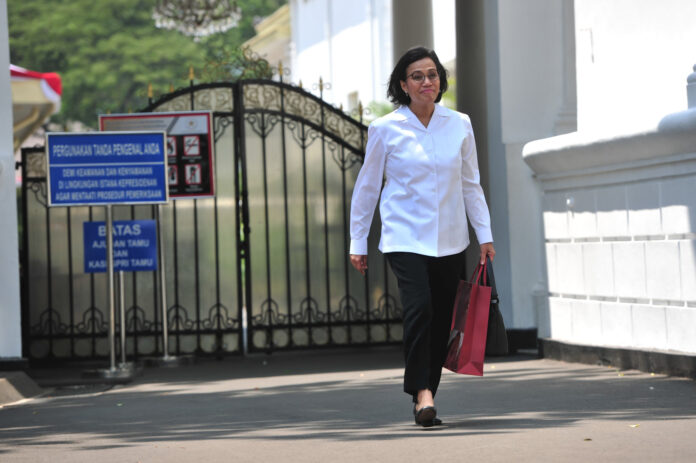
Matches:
[443,260,492,376]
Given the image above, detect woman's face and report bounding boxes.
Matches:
[400,57,440,107]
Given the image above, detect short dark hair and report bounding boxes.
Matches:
[387,46,449,106]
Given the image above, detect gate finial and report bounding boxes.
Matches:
[319,77,324,92]
[189,66,195,81]
[169,83,175,93]
[147,83,153,99]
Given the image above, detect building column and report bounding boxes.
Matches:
[455,0,514,328]
[391,0,433,61]
[553,0,577,135]
[0,0,23,360]
[455,0,489,192]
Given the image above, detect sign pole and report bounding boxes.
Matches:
[157,204,171,360]
[119,270,126,366]
[106,205,117,372]
[46,131,169,379]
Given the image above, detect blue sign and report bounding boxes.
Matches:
[46,132,168,206]
[84,220,158,273]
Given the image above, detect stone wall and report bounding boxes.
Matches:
[523,108,696,354]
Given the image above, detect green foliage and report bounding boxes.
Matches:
[441,76,457,110]
[201,46,273,82]
[359,100,394,124]
[367,101,394,119]
[8,0,286,126]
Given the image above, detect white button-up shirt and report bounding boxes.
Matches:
[349,104,493,257]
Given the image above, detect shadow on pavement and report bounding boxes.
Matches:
[1,347,695,453]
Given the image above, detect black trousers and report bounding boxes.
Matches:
[386,250,466,402]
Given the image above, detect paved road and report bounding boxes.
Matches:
[1,347,695,462]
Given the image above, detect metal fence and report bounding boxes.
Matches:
[19,79,403,362]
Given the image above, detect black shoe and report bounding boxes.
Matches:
[414,405,437,426]
[418,417,443,427]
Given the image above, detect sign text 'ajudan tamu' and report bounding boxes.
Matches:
[83,220,158,273]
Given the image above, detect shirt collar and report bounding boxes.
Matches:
[395,104,450,130]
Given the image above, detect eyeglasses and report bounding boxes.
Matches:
[407,71,440,84]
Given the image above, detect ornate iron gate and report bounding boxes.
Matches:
[19,79,403,362]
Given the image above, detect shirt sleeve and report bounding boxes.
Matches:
[349,123,387,255]
[461,118,494,244]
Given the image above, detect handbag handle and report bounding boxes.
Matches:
[470,259,488,285]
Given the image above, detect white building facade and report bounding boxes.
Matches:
[288,0,394,112]
[523,0,696,358]
[287,0,456,113]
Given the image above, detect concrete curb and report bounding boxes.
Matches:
[539,338,696,379]
[0,372,43,406]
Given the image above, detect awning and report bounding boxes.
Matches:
[10,64,62,151]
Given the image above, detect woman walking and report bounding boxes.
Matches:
[349,46,495,427]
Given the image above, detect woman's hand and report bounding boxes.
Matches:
[350,254,368,275]
[480,242,495,265]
